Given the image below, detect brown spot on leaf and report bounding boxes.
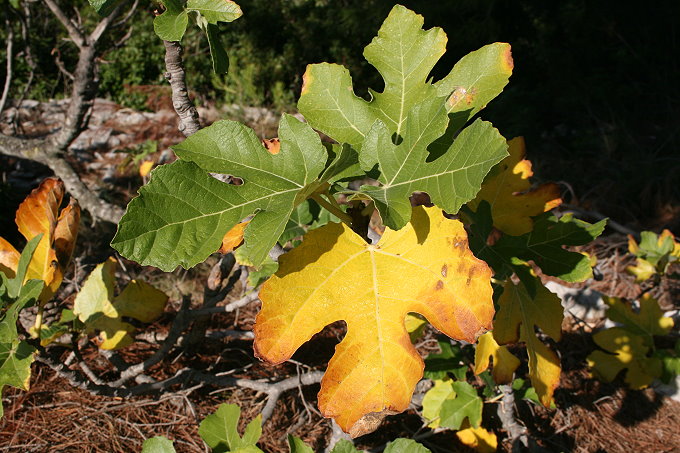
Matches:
[503,45,514,72]
[262,138,280,155]
[301,65,313,95]
[435,280,444,291]
[441,264,448,277]
[348,410,398,438]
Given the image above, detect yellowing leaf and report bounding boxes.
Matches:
[625,259,656,282]
[456,427,498,453]
[587,327,662,389]
[254,206,494,436]
[421,379,454,428]
[219,220,250,254]
[474,332,520,384]
[0,237,20,278]
[493,277,562,407]
[1,178,80,301]
[139,160,154,178]
[468,137,562,235]
[405,314,428,343]
[74,258,168,350]
[605,295,673,339]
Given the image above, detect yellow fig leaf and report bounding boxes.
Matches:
[219,220,250,254]
[456,426,498,453]
[2,178,80,301]
[138,160,154,178]
[74,258,168,350]
[468,137,562,236]
[474,332,520,384]
[604,294,673,340]
[587,327,662,389]
[254,206,494,436]
[0,237,20,278]
[493,277,562,407]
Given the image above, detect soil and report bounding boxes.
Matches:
[1,99,679,453]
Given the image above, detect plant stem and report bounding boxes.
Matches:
[311,193,353,226]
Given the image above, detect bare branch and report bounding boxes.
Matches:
[0,134,124,223]
[189,291,260,317]
[42,0,85,47]
[0,19,14,115]
[164,40,201,137]
[110,296,193,387]
[113,0,140,28]
[89,2,125,44]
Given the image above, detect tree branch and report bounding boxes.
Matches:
[42,0,85,48]
[0,19,14,115]
[164,40,201,137]
[0,134,124,223]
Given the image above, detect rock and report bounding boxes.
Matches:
[544,280,607,323]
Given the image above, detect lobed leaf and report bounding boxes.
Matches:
[493,276,562,407]
[467,137,562,235]
[254,206,494,436]
[425,380,483,430]
[187,0,242,24]
[587,328,662,389]
[298,5,511,152]
[359,97,508,229]
[198,403,263,453]
[468,202,606,283]
[112,115,329,270]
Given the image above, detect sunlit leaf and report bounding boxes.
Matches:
[474,332,520,384]
[456,426,498,453]
[493,276,562,407]
[187,0,242,24]
[198,403,263,453]
[438,381,483,430]
[467,137,562,235]
[587,327,662,389]
[384,438,431,453]
[254,206,494,435]
[113,115,329,269]
[73,259,168,350]
[141,436,176,453]
[154,0,189,42]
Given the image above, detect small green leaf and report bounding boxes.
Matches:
[0,340,36,418]
[421,379,455,428]
[198,403,263,453]
[88,0,121,16]
[287,435,313,453]
[141,436,176,453]
[330,440,361,453]
[206,23,229,74]
[154,0,189,42]
[187,0,242,24]
[438,381,483,430]
[383,439,431,453]
[7,235,42,299]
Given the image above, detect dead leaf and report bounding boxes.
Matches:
[139,160,155,178]
[254,206,494,435]
[468,137,562,236]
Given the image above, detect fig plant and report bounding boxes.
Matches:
[112,3,606,437]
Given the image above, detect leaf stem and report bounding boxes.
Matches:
[311,193,353,226]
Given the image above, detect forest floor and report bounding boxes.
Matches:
[1,99,679,453]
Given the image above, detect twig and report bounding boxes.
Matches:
[164,40,201,137]
[189,291,260,317]
[110,295,192,387]
[497,384,528,452]
[42,0,85,48]
[0,19,14,115]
